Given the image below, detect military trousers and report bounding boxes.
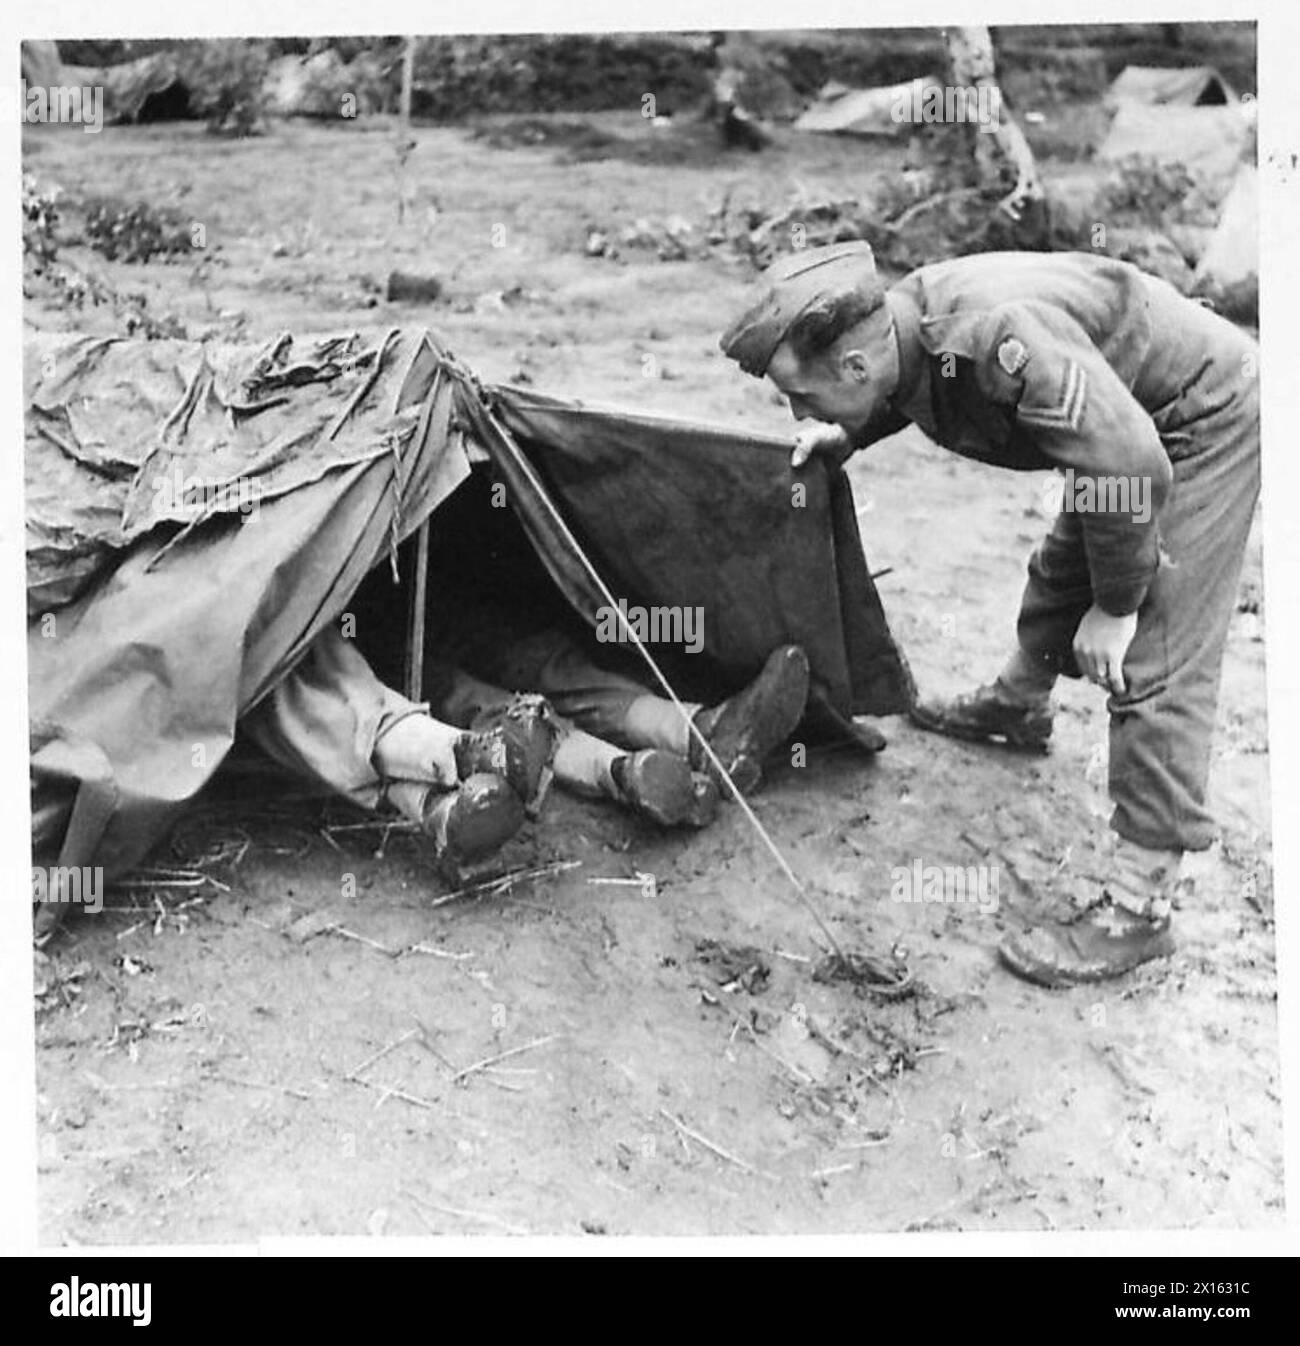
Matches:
[1016,370,1260,851]
[425,599,656,745]
[244,623,657,804]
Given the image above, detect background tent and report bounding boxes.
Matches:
[1192,163,1258,316]
[1097,102,1253,199]
[794,76,943,138]
[59,51,193,123]
[27,328,912,882]
[1104,64,1235,108]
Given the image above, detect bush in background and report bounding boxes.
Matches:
[179,38,270,135]
[79,195,196,264]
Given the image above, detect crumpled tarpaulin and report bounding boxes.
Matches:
[58,52,193,124]
[26,326,912,881]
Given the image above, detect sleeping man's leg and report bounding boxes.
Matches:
[243,628,526,868]
[455,626,811,796]
[426,662,717,829]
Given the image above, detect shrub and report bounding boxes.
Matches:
[79,195,195,264]
[178,38,270,135]
[22,173,61,271]
[1101,156,1201,224]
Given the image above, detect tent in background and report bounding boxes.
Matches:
[27,328,913,882]
[794,76,943,138]
[58,51,194,123]
[1104,64,1235,109]
[1192,164,1258,318]
[1097,102,1253,200]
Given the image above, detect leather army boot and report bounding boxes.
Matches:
[910,681,1054,753]
[998,839,1183,987]
[454,693,558,814]
[421,772,527,868]
[689,645,810,793]
[611,749,719,828]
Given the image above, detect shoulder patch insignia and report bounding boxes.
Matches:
[996,336,1029,376]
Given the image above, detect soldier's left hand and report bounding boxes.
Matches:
[1073,605,1138,696]
[791,422,852,469]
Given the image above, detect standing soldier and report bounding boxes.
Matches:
[720,242,1261,987]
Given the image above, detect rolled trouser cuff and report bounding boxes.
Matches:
[1111,806,1216,855]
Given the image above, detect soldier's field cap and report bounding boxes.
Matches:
[720,240,885,376]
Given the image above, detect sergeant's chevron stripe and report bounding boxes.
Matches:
[1018,361,1087,431]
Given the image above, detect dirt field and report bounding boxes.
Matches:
[25,107,1281,1240]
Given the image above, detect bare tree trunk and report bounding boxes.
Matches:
[943,25,1043,221]
[400,36,417,124]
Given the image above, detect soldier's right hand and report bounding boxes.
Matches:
[791,422,852,469]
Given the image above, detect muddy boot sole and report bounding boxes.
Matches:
[612,750,700,828]
[424,772,526,866]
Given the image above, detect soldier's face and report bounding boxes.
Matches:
[767,324,900,437]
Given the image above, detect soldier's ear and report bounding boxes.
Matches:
[840,349,873,382]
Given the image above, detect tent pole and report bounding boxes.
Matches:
[405,518,430,702]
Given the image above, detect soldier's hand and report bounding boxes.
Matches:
[1073,605,1138,696]
[791,422,852,469]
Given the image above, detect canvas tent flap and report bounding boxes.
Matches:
[28,327,470,878]
[477,383,912,722]
[27,327,911,880]
[1104,65,1234,108]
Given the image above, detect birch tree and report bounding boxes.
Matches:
[943,25,1044,222]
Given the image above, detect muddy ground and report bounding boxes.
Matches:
[25,106,1280,1240]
